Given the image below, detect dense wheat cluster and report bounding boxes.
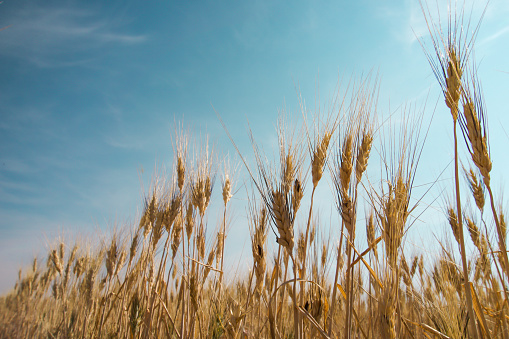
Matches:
[1,2,508,338]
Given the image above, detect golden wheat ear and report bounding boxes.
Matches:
[459,69,492,186]
[418,0,485,122]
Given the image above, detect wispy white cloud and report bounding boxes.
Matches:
[0,188,47,206]
[0,4,147,67]
[374,0,429,46]
[479,25,509,46]
[0,179,34,193]
[104,135,146,150]
[384,0,495,47]
[0,176,44,206]
[0,158,37,174]
[406,1,430,44]
[99,32,146,45]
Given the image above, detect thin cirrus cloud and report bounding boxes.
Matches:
[480,25,509,46]
[0,4,147,67]
[370,1,429,46]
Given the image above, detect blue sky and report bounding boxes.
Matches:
[1,0,508,293]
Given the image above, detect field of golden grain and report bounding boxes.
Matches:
[1,3,507,339]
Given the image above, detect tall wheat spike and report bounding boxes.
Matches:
[419,1,486,336]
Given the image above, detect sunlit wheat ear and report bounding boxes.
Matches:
[366,212,378,259]
[282,154,295,195]
[297,231,306,269]
[341,194,354,235]
[250,204,268,293]
[202,248,216,281]
[445,48,462,120]
[311,132,331,188]
[461,93,491,186]
[335,132,355,236]
[499,212,507,248]
[73,255,86,278]
[253,243,266,293]
[355,130,373,183]
[242,112,303,262]
[140,191,157,238]
[340,134,354,192]
[191,178,206,216]
[441,258,462,295]
[196,225,206,260]
[204,175,212,208]
[468,220,491,278]
[222,174,232,206]
[151,208,164,249]
[271,189,294,251]
[465,167,485,211]
[401,256,411,286]
[105,239,118,278]
[58,242,64,263]
[379,177,407,267]
[410,255,418,278]
[400,254,410,275]
[292,178,304,214]
[172,121,188,193]
[419,0,483,121]
[185,200,194,240]
[163,193,181,233]
[32,257,37,274]
[117,249,127,275]
[50,249,63,275]
[191,142,215,218]
[177,156,185,192]
[309,220,316,245]
[321,242,327,269]
[447,207,461,246]
[465,217,481,251]
[171,211,183,259]
[215,231,224,265]
[418,255,425,278]
[129,231,140,266]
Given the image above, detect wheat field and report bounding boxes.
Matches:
[1,2,508,339]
